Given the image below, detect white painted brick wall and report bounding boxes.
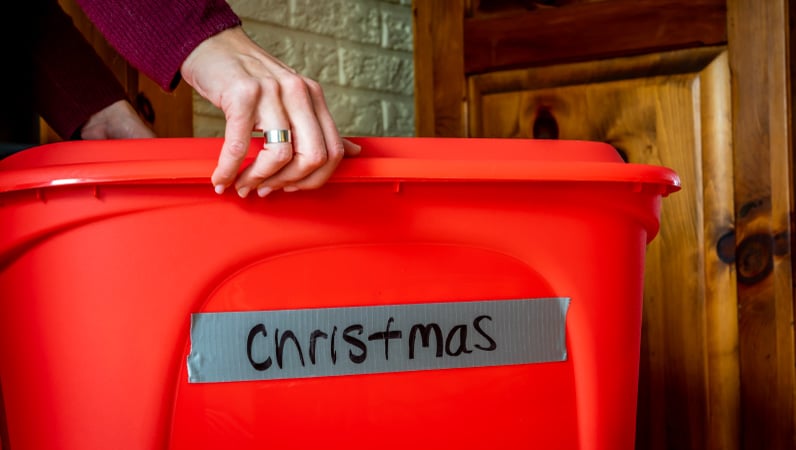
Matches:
[193,0,415,138]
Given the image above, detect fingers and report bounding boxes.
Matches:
[342,138,363,156]
[232,79,295,198]
[186,28,354,197]
[255,77,338,193]
[211,81,259,193]
[236,140,295,198]
[276,79,358,191]
[232,75,359,198]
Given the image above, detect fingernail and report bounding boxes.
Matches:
[237,186,250,198]
[257,186,273,197]
[214,184,225,195]
[283,186,299,193]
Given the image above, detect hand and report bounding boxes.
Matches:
[180,26,361,198]
[80,99,156,140]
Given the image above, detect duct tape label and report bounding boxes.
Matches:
[187,297,569,383]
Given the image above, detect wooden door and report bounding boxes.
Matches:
[413,0,796,448]
[469,46,736,449]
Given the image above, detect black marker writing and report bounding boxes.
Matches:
[245,315,498,371]
[367,317,402,360]
[309,330,328,365]
[247,324,272,371]
[408,323,443,359]
[473,315,497,351]
[343,325,367,364]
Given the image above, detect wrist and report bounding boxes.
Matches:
[180,26,249,88]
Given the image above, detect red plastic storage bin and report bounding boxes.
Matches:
[0,137,678,450]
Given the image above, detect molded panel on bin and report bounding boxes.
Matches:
[202,243,556,311]
[171,244,569,449]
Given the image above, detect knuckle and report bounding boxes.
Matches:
[325,140,345,163]
[224,139,249,160]
[248,154,272,179]
[248,165,273,180]
[269,145,294,165]
[212,171,235,186]
[259,77,281,96]
[231,78,262,100]
[280,75,309,97]
[303,78,323,97]
[300,150,328,171]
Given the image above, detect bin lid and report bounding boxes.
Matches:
[0,137,680,194]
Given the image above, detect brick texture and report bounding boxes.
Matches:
[193,0,415,138]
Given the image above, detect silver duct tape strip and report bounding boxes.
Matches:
[187,297,569,383]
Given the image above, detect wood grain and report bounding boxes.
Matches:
[464,0,727,74]
[412,0,467,137]
[727,0,796,449]
[415,1,796,448]
[699,50,741,450]
[137,76,194,138]
[469,46,738,449]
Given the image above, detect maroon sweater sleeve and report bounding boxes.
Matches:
[75,0,242,91]
[33,0,128,139]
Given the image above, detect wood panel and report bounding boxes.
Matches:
[464,0,727,74]
[414,0,796,448]
[699,47,741,450]
[727,1,796,449]
[412,0,467,137]
[469,46,738,450]
[137,75,194,139]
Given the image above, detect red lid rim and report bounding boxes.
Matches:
[0,138,681,194]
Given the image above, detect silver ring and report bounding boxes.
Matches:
[264,129,292,144]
